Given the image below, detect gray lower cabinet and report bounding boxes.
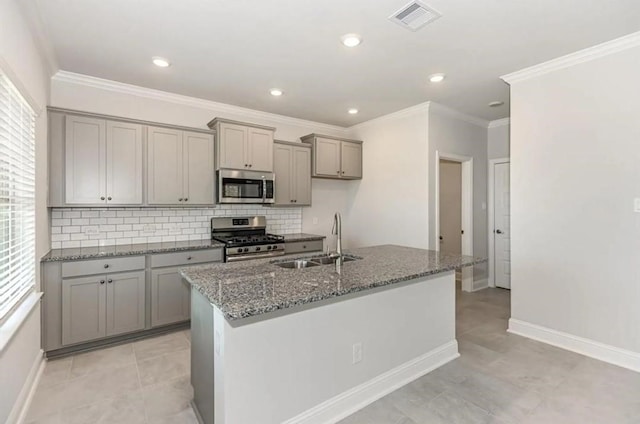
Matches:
[61,270,145,346]
[150,267,191,327]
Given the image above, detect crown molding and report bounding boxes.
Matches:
[348,101,431,131]
[488,118,510,128]
[502,31,640,84]
[52,71,350,134]
[428,102,490,128]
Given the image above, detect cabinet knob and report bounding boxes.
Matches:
[107,279,113,283]
[187,256,192,260]
[244,164,248,167]
[107,196,112,201]
[341,171,345,175]
[178,198,183,202]
[100,280,105,285]
[248,164,252,168]
[104,264,109,269]
[294,199,297,203]
[337,171,340,175]
[184,198,188,202]
[100,196,105,200]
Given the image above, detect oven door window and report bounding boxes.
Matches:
[222,178,263,199]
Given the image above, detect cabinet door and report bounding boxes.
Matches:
[147,126,183,204]
[151,267,191,327]
[183,131,215,205]
[106,121,143,205]
[341,141,362,179]
[273,144,293,205]
[314,137,341,177]
[292,146,312,205]
[247,127,273,172]
[105,271,146,337]
[218,122,247,170]
[62,275,106,345]
[65,116,106,204]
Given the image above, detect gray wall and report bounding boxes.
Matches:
[488,122,510,159]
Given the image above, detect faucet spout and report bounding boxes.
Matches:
[332,212,342,273]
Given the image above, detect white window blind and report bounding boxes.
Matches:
[0,71,36,320]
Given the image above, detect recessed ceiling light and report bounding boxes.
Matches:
[270,88,283,97]
[488,101,504,107]
[429,73,445,83]
[341,34,362,47]
[152,57,171,68]
[348,108,359,115]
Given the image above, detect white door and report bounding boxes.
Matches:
[494,162,511,289]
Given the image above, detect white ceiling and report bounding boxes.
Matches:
[31,0,640,126]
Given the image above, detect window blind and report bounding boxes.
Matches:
[0,71,36,320]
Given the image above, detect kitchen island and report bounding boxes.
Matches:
[181,245,484,424]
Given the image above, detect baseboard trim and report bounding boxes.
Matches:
[7,349,45,424]
[283,340,459,424]
[472,278,489,292]
[508,319,640,373]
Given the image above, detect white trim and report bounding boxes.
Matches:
[5,349,45,424]
[428,102,490,128]
[488,118,510,129]
[0,292,42,352]
[488,158,510,288]
[508,319,640,373]
[283,340,459,424]
[501,31,640,84]
[434,151,474,292]
[472,278,489,292]
[52,70,350,134]
[349,101,431,130]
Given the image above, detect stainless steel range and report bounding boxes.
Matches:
[211,216,285,262]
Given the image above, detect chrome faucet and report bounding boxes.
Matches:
[331,212,342,273]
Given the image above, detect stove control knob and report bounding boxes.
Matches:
[237,248,243,253]
[243,248,249,253]
[273,245,279,250]
[256,247,261,251]
[266,246,272,250]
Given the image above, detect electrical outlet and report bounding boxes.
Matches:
[352,342,363,364]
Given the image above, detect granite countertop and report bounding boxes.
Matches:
[181,245,486,321]
[41,239,225,262]
[278,233,326,242]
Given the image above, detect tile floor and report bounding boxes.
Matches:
[26,287,640,424]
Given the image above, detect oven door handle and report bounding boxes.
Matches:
[262,177,266,204]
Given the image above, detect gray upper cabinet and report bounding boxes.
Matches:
[64,115,143,205]
[147,126,215,206]
[301,133,363,180]
[61,270,145,346]
[273,141,311,206]
[208,118,275,172]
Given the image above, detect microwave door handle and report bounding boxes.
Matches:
[262,177,266,203]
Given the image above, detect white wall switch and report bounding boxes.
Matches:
[352,342,363,364]
[634,198,640,213]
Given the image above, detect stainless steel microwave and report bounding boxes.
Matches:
[217,169,275,204]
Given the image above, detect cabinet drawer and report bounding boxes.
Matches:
[62,256,145,278]
[150,249,223,268]
[284,240,323,254]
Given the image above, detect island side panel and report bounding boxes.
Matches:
[190,289,216,424]
[219,271,457,424]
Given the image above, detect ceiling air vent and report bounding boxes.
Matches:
[389,0,442,31]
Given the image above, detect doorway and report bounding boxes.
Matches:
[434,151,473,292]
[489,159,511,289]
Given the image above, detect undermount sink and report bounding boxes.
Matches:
[276,259,320,269]
[274,254,360,269]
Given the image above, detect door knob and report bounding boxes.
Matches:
[496,229,503,234]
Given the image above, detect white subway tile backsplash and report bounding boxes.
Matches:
[50,206,302,249]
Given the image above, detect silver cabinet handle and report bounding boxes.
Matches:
[107,196,112,201]
[100,196,105,200]
[496,229,503,234]
[100,280,105,285]
[104,264,109,269]
[107,279,113,283]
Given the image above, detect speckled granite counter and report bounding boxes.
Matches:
[181,244,485,321]
[278,233,325,242]
[41,239,225,262]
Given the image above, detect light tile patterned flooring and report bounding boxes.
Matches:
[27,287,640,424]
